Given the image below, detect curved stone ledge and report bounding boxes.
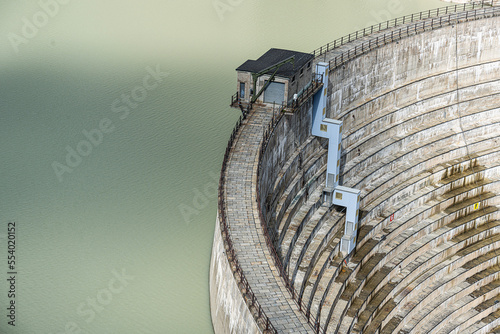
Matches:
[210,217,261,334]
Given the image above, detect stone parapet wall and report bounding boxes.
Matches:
[210,216,261,334]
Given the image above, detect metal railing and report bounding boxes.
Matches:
[312,1,496,59]
[217,110,278,334]
[326,4,500,71]
[230,91,239,107]
[288,73,324,112]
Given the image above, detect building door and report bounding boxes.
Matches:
[263,81,285,104]
[239,82,245,99]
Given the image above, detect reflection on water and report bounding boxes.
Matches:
[0,0,443,333]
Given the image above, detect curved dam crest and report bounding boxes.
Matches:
[211,3,500,333]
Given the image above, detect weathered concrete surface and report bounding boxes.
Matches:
[210,216,261,334]
[258,101,315,219]
[319,13,500,334]
[211,8,500,334]
[269,12,500,334]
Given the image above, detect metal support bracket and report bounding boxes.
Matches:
[251,56,295,103]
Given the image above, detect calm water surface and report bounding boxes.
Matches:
[0,1,443,333]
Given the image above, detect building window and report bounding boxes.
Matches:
[292,75,296,82]
[240,82,245,99]
[300,68,304,76]
[307,61,311,68]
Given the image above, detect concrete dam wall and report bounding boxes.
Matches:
[210,4,500,333]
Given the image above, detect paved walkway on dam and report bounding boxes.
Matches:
[224,106,313,333]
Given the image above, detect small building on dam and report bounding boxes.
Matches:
[210,2,500,333]
[235,48,314,106]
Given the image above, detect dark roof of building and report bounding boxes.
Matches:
[236,48,314,78]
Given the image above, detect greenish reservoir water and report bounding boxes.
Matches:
[0,1,443,333]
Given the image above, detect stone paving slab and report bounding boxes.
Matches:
[224,106,313,333]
